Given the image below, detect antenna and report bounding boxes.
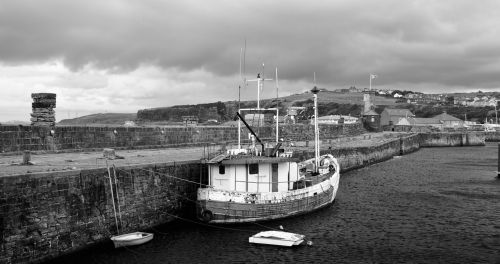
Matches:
[261,63,265,95]
[239,40,248,110]
[275,67,279,103]
[239,48,243,109]
[243,39,246,84]
[248,64,272,110]
[238,85,241,110]
[239,48,242,81]
[313,72,316,86]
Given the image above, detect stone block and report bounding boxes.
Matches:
[32,98,56,104]
[32,102,56,108]
[31,93,56,99]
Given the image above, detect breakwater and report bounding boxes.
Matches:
[0,123,365,154]
[294,132,485,172]
[0,131,486,263]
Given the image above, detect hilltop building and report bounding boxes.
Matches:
[182,116,198,126]
[380,108,415,126]
[285,107,305,124]
[432,112,464,127]
[362,92,381,131]
[311,115,358,125]
[395,117,442,132]
[393,112,465,131]
[454,96,498,107]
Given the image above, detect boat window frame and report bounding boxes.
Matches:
[248,163,259,174]
[219,165,226,174]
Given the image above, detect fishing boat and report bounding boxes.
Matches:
[196,73,340,224]
[111,232,154,248]
[249,231,305,247]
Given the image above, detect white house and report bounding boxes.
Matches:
[311,115,359,125]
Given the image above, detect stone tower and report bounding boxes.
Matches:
[363,92,372,114]
[31,93,56,126]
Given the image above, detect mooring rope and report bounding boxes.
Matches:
[159,211,262,233]
[115,165,212,187]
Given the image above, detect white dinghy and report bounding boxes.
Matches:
[249,231,305,247]
[111,232,154,248]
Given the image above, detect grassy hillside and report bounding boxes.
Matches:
[136,91,399,122]
[277,91,397,106]
[61,91,398,125]
[58,113,136,125]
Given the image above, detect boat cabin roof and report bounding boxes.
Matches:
[207,155,297,165]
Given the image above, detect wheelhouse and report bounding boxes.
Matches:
[208,157,299,193]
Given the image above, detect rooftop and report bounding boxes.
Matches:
[433,112,463,121]
[384,108,415,116]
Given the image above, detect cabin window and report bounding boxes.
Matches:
[249,164,259,174]
[219,165,225,174]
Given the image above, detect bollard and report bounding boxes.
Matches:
[103,148,116,160]
[22,150,31,165]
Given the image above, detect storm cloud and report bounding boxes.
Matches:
[0,0,499,121]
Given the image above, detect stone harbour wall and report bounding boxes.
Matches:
[485,131,500,142]
[293,133,421,172]
[0,123,365,154]
[419,132,485,147]
[279,123,365,141]
[0,161,203,264]
[293,132,484,173]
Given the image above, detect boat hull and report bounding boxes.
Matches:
[197,186,336,223]
[249,231,305,247]
[249,237,303,246]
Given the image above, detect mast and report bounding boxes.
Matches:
[275,67,279,106]
[238,41,247,150]
[238,108,241,149]
[257,74,261,109]
[275,67,279,145]
[311,86,320,172]
[248,67,272,110]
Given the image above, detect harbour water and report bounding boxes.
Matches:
[47,143,500,263]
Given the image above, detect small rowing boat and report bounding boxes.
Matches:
[249,231,305,247]
[111,232,154,248]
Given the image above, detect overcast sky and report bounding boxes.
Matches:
[1,0,499,122]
